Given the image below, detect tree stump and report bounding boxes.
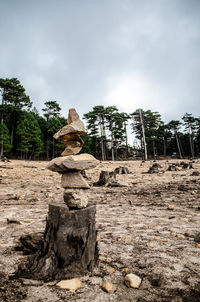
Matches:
[94,170,116,186]
[17,204,98,281]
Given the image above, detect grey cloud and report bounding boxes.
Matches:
[0,0,200,120]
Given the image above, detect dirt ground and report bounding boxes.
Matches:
[0,158,200,302]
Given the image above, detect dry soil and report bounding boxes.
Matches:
[0,159,200,302]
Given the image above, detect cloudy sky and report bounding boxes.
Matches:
[0,0,200,122]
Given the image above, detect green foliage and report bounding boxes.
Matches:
[16,112,43,159]
[0,78,32,109]
[0,123,12,154]
[42,101,61,121]
[131,109,163,157]
[81,134,92,154]
[1,77,200,159]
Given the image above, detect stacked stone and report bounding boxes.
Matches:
[46,108,99,209]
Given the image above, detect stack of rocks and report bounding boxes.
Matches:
[46,108,99,209]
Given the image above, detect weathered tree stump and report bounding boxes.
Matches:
[17,204,98,281]
[114,166,130,174]
[94,170,116,186]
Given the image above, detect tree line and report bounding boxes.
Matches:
[0,77,200,160]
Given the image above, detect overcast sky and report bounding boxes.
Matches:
[0,0,200,123]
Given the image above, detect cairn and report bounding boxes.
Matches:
[47,108,99,208]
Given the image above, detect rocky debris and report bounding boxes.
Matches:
[148,163,162,174]
[194,233,200,243]
[124,273,142,288]
[7,218,21,224]
[191,171,200,176]
[63,189,89,208]
[0,165,13,169]
[53,108,87,156]
[168,162,193,171]
[0,272,27,301]
[0,155,10,162]
[61,171,90,189]
[21,279,44,286]
[180,161,193,169]
[167,164,177,171]
[46,154,99,172]
[101,281,115,293]
[114,166,130,174]
[56,278,82,291]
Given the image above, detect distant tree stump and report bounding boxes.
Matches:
[17,204,98,281]
[114,166,130,174]
[94,170,116,186]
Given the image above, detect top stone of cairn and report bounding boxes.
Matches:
[53,108,87,156]
[54,108,87,140]
[46,108,99,173]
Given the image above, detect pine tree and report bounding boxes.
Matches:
[16,112,43,159]
[0,123,12,155]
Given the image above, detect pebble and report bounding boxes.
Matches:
[127,224,134,230]
[124,237,131,243]
[124,273,142,288]
[176,234,185,239]
[147,242,154,248]
[121,268,130,273]
[96,235,101,241]
[167,205,174,210]
[184,232,193,237]
[170,232,177,237]
[102,281,115,293]
[56,278,82,291]
[108,267,115,274]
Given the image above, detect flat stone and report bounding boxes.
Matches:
[61,141,83,156]
[63,189,88,208]
[46,153,99,172]
[56,278,82,291]
[61,172,90,188]
[54,109,87,140]
[124,273,142,288]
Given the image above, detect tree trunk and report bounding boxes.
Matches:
[16,204,98,281]
[152,140,156,159]
[189,129,195,158]
[175,131,182,159]
[139,110,147,161]
[163,137,166,157]
[11,124,14,145]
[124,122,128,158]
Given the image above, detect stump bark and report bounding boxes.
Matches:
[17,204,98,281]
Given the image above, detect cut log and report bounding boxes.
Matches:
[16,204,98,281]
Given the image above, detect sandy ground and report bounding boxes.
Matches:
[0,158,200,301]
